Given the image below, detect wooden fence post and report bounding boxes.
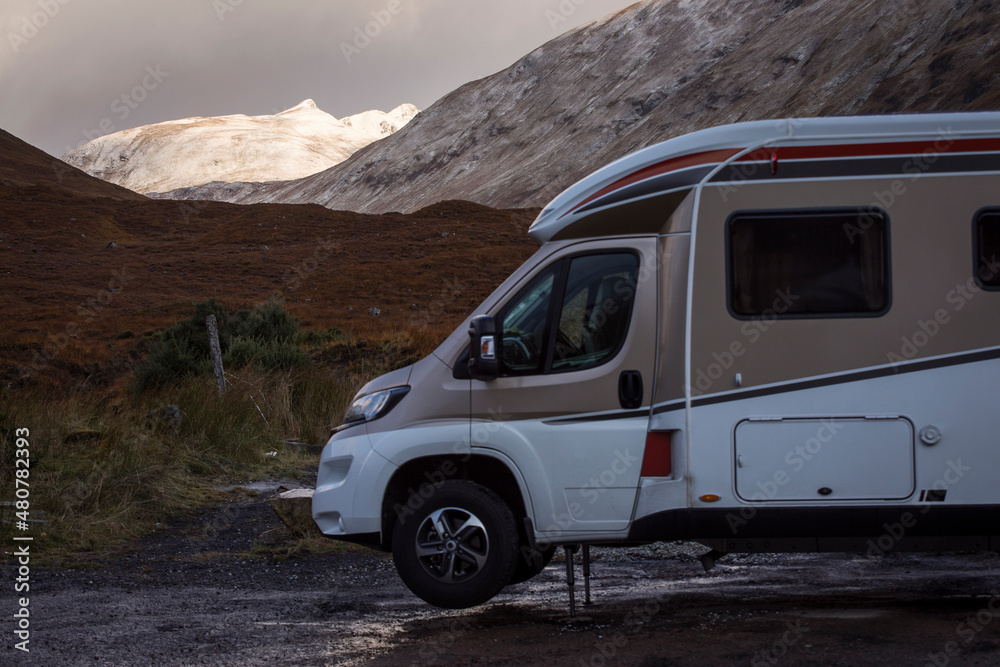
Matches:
[206,314,226,395]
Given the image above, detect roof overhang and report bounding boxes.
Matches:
[529,112,1000,244]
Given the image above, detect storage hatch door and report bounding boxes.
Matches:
[734,417,914,502]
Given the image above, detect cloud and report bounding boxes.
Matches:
[0,0,638,156]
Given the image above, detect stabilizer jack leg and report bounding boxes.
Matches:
[582,544,592,606]
[564,544,577,617]
[699,548,727,573]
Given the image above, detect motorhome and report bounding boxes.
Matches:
[313,112,1000,609]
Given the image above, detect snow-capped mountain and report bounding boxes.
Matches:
[60,100,418,194]
[165,0,999,213]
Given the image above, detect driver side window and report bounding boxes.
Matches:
[498,252,638,376]
[499,265,558,374]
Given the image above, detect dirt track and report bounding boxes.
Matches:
[6,487,1000,666]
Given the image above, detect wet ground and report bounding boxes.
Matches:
[6,487,1000,666]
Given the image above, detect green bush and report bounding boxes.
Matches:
[134,298,306,393]
[229,298,300,343]
[134,336,207,393]
[223,337,308,371]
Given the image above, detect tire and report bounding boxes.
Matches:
[508,542,556,586]
[391,480,518,609]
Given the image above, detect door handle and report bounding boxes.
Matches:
[618,370,643,410]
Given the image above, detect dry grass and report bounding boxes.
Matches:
[0,311,442,559]
[0,363,361,558]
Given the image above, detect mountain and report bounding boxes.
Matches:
[170,0,1000,212]
[0,129,146,202]
[60,100,418,195]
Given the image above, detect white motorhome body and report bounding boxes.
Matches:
[314,112,1000,609]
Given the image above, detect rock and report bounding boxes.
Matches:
[269,488,323,539]
[145,405,184,431]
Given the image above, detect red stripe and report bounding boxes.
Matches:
[568,137,1000,216]
[573,148,740,212]
[740,137,1000,162]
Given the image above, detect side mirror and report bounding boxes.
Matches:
[468,315,499,381]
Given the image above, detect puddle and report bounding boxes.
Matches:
[213,479,310,494]
[790,608,886,619]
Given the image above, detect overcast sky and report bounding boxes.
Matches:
[0,0,639,157]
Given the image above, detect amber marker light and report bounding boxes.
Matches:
[699,494,721,502]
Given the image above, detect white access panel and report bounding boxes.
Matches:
[734,417,915,502]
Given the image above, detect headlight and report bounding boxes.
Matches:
[343,386,410,425]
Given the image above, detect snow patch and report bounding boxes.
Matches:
[61,100,419,194]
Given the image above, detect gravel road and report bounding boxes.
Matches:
[5,485,1000,666]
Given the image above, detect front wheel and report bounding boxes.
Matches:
[391,481,518,609]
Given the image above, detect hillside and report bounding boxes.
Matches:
[172,0,1000,212]
[61,100,418,195]
[0,132,536,388]
[0,129,147,202]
